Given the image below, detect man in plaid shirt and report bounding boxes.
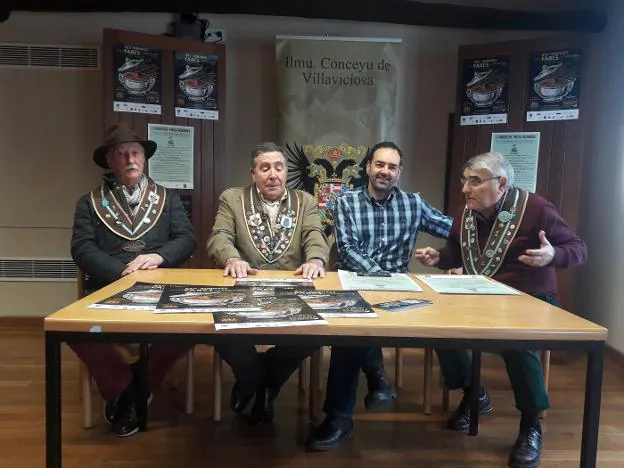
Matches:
[307,141,452,451]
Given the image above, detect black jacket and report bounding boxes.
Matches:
[71,182,197,292]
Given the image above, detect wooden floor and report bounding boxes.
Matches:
[2,326,624,468]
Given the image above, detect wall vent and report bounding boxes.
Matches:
[0,258,77,282]
[0,43,100,70]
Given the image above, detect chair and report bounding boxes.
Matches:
[306,240,427,419]
[394,347,436,414]
[77,270,196,429]
[437,268,552,418]
[211,346,322,422]
[397,268,551,416]
[440,350,551,419]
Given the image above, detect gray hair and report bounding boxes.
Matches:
[250,142,286,169]
[463,152,515,188]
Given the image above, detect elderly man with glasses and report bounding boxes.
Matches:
[415,152,587,468]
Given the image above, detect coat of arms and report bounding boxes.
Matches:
[285,142,369,236]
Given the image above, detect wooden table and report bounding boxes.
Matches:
[44,269,607,468]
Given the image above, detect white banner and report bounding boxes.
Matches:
[276,36,403,234]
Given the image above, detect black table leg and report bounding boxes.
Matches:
[580,345,604,468]
[45,333,62,468]
[137,343,149,432]
[469,350,482,436]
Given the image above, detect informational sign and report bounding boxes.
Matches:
[490,132,540,193]
[147,124,194,189]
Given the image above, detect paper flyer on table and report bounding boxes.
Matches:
[415,274,521,295]
[337,269,423,292]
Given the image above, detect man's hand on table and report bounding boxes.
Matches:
[121,254,164,276]
[223,258,258,278]
[295,259,325,279]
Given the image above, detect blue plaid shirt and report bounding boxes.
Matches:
[334,186,452,273]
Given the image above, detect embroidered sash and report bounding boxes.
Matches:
[90,178,167,242]
[460,187,528,276]
[241,186,300,264]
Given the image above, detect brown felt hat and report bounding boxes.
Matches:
[93,123,157,169]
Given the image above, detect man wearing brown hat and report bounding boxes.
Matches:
[68,122,197,438]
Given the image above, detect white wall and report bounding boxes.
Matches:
[577,0,624,352]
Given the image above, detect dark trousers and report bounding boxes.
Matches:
[68,342,192,401]
[322,345,383,418]
[435,293,559,415]
[215,344,317,396]
[436,349,549,413]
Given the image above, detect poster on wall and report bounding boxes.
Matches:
[113,43,162,115]
[526,49,581,122]
[147,124,194,189]
[174,51,219,120]
[490,132,540,192]
[460,56,509,126]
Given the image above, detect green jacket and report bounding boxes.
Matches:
[207,185,329,270]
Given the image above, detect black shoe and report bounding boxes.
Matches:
[104,359,153,425]
[103,391,153,425]
[230,382,254,414]
[508,427,542,468]
[447,388,494,431]
[306,416,354,452]
[364,369,398,410]
[111,386,140,438]
[245,387,276,425]
[103,393,123,425]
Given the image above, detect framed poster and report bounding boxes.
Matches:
[526,49,581,122]
[174,51,219,120]
[113,43,162,115]
[460,56,509,126]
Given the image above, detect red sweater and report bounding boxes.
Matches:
[437,192,587,299]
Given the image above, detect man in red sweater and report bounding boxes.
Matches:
[415,151,587,468]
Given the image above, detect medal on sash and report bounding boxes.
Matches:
[280,215,293,229]
[90,178,166,241]
[497,210,513,223]
[248,212,262,227]
[460,187,528,276]
[122,240,147,253]
[243,187,299,264]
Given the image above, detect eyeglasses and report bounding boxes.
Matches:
[460,176,501,187]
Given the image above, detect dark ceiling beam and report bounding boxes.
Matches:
[1,0,608,33]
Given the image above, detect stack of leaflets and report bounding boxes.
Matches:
[213,294,327,330]
[153,285,260,313]
[232,285,280,297]
[280,289,378,318]
[87,282,165,310]
[372,298,433,313]
[233,277,316,298]
[234,278,315,288]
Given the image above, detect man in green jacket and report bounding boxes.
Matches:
[207,142,329,425]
